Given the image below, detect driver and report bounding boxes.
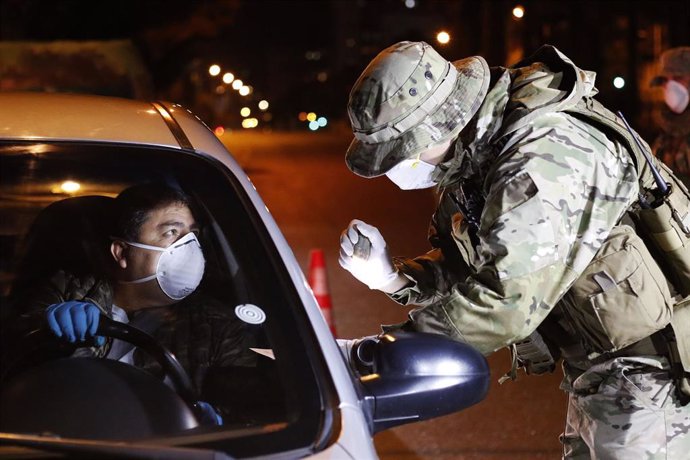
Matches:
[7,183,256,422]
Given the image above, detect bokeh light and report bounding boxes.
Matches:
[512,5,525,18]
[222,72,234,84]
[239,85,250,96]
[298,112,308,121]
[317,116,328,127]
[436,31,450,44]
[309,121,319,131]
[232,79,243,90]
[613,76,626,89]
[214,126,225,136]
[306,112,317,122]
[258,100,269,111]
[240,107,251,117]
[209,64,221,76]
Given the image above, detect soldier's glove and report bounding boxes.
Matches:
[336,336,380,377]
[339,219,399,290]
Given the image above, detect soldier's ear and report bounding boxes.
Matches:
[110,240,128,269]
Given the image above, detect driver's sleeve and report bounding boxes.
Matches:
[386,121,639,354]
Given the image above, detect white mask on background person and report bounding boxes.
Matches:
[121,232,205,300]
[664,80,690,114]
[385,156,438,190]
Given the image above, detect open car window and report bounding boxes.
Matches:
[0,141,338,457]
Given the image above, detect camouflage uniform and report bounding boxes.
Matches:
[346,43,690,458]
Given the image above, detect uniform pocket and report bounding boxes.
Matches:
[563,225,674,353]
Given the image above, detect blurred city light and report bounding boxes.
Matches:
[232,79,243,90]
[613,76,626,89]
[317,71,328,82]
[214,126,225,136]
[306,112,317,122]
[258,100,269,111]
[317,116,328,127]
[222,72,235,84]
[309,121,319,131]
[60,180,81,194]
[436,31,451,45]
[240,107,251,117]
[512,5,525,19]
[239,85,250,96]
[242,118,259,129]
[209,64,221,76]
[298,112,308,121]
[405,0,416,8]
[215,85,226,94]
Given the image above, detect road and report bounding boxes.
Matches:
[224,128,567,460]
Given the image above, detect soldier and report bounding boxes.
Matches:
[338,41,690,458]
[650,46,690,188]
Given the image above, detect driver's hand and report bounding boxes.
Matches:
[195,400,223,426]
[46,301,105,346]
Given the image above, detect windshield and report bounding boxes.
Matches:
[0,141,337,457]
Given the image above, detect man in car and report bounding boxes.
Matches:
[6,183,257,423]
[338,41,690,458]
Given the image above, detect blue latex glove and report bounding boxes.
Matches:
[195,400,223,426]
[45,301,104,346]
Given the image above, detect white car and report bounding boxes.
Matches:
[0,92,489,459]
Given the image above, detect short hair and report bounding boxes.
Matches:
[113,183,192,241]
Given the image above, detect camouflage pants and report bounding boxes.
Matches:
[561,356,690,459]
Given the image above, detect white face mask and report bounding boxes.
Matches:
[122,232,205,300]
[664,80,690,114]
[385,157,437,190]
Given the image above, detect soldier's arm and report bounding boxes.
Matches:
[395,114,639,354]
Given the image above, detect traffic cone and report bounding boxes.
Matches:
[308,248,337,336]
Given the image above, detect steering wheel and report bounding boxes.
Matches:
[2,315,204,421]
[95,316,199,404]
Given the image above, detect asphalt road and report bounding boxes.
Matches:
[224,128,566,460]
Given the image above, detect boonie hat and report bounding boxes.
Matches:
[345,41,490,178]
[651,47,690,87]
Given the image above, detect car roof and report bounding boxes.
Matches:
[0,92,216,151]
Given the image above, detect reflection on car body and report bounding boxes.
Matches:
[0,93,489,459]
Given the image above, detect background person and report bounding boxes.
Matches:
[338,41,690,458]
[650,46,690,188]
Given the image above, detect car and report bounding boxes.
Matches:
[0,92,490,459]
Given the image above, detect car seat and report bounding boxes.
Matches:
[9,195,116,307]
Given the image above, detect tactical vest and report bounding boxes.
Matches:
[510,97,690,400]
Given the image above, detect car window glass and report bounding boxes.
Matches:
[0,142,333,457]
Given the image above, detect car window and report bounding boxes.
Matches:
[0,141,338,457]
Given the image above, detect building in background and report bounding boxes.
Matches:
[0,0,687,138]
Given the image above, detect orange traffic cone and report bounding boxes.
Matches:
[308,248,336,336]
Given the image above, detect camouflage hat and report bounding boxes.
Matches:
[651,47,690,86]
[345,41,490,178]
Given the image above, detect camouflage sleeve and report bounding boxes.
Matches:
[392,113,639,354]
[389,191,476,306]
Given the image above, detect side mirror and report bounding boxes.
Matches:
[354,332,490,433]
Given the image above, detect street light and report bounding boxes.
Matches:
[436,31,450,45]
[209,64,221,76]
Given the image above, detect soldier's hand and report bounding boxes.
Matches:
[338,219,400,290]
